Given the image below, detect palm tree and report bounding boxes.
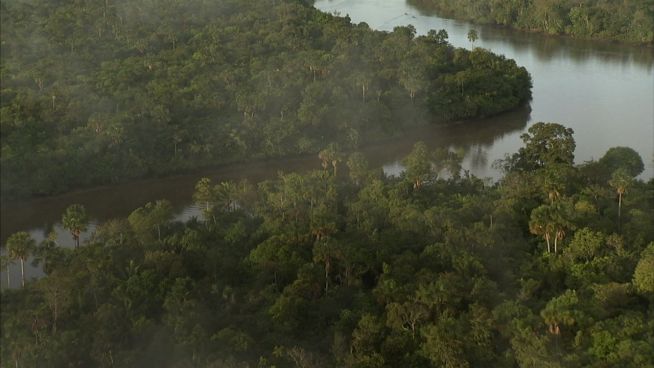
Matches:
[467,29,478,47]
[62,204,89,248]
[193,177,214,212]
[313,237,339,293]
[608,168,632,232]
[318,143,342,177]
[530,200,575,254]
[1,255,13,288]
[6,232,36,288]
[529,205,555,253]
[551,200,575,254]
[215,181,238,212]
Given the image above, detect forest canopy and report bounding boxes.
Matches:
[2,123,653,367]
[408,0,654,43]
[0,0,531,199]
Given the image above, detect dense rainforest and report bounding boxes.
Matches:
[2,123,653,367]
[408,0,654,44]
[0,0,531,199]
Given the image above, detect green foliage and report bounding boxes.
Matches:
[2,130,653,367]
[565,227,605,262]
[633,243,654,295]
[127,200,173,243]
[0,0,532,200]
[467,29,478,44]
[409,0,654,43]
[511,122,576,171]
[599,147,645,178]
[5,232,36,287]
[61,204,89,248]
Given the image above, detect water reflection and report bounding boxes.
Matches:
[375,106,530,177]
[0,105,529,288]
[404,0,654,68]
[314,0,654,181]
[462,22,654,68]
[0,105,530,244]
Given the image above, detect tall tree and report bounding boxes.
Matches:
[510,122,576,171]
[404,141,432,189]
[6,231,36,288]
[318,143,342,177]
[599,147,644,178]
[346,152,370,186]
[467,29,479,47]
[128,200,173,242]
[529,205,555,253]
[62,204,89,248]
[0,255,13,288]
[608,168,632,232]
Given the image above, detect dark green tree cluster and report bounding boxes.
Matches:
[0,0,531,199]
[409,0,654,43]
[2,123,653,367]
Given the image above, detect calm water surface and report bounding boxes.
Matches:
[1,0,653,288]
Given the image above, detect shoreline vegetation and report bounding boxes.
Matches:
[1,0,531,201]
[0,105,530,210]
[2,124,653,367]
[408,0,654,45]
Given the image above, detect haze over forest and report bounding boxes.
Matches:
[1,1,653,367]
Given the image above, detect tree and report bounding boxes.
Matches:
[128,200,173,243]
[62,204,89,248]
[633,243,654,296]
[422,315,469,368]
[467,29,478,47]
[540,290,581,338]
[599,147,644,178]
[312,237,339,293]
[386,301,428,338]
[350,314,385,363]
[550,200,575,254]
[32,231,64,275]
[565,228,604,262]
[193,177,214,212]
[432,147,463,179]
[6,232,36,288]
[529,200,574,254]
[318,143,342,177]
[529,205,555,253]
[346,152,370,186]
[427,29,449,44]
[1,255,14,288]
[353,70,373,103]
[399,60,428,102]
[404,142,432,189]
[608,168,632,231]
[213,181,235,213]
[511,123,575,171]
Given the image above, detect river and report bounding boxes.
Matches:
[1,0,652,288]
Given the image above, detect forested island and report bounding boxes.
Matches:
[2,124,653,367]
[0,0,530,199]
[408,0,654,44]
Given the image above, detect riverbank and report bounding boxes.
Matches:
[3,0,654,243]
[407,0,654,45]
[0,105,532,244]
[1,0,530,201]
